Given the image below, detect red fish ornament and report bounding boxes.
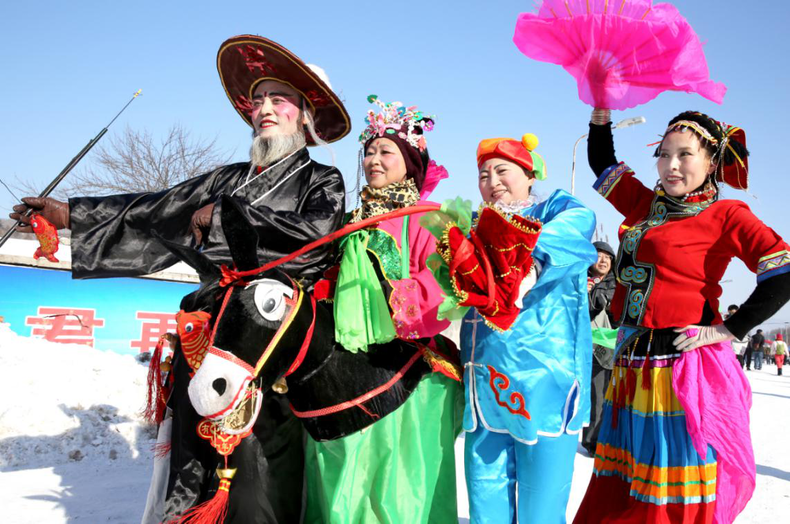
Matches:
[176,310,212,372]
[30,214,60,262]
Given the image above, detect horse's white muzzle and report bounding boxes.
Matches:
[187,347,254,419]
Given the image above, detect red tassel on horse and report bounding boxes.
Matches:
[142,337,166,423]
[169,468,236,524]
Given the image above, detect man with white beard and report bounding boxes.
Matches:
[11,35,349,523]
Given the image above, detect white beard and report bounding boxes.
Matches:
[250,130,306,168]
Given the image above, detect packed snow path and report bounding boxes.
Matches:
[1,325,788,522]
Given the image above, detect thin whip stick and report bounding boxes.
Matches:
[0,90,143,249]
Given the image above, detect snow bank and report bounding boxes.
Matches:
[0,323,156,469]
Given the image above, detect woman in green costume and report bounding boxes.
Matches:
[304,96,462,523]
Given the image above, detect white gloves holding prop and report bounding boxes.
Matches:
[673,324,735,352]
[514,260,542,309]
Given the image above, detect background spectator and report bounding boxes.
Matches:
[751,329,765,370]
[582,241,617,455]
[773,335,787,376]
[726,305,749,367]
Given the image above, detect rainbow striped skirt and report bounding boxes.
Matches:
[574,328,717,523]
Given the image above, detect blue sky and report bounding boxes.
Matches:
[2,1,790,330]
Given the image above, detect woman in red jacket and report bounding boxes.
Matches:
[574,109,790,524]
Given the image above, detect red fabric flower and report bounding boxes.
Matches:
[442,207,541,331]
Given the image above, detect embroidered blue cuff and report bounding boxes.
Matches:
[593,162,632,199]
[756,250,790,283]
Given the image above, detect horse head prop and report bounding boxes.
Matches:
[159,195,450,443]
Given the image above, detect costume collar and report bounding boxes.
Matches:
[653,186,716,215]
[491,195,538,215]
[350,178,420,223]
[231,147,311,203]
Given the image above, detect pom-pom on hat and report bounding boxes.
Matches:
[476,133,547,180]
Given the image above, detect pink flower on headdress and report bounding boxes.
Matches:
[418,136,427,151]
[419,160,449,199]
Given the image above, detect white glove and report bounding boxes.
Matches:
[514,260,542,309]
[673,324,735,352]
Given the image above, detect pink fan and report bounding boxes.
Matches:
[513,0,726,110]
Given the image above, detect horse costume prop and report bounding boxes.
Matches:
[154,195,460,523]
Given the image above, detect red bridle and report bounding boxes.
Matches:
[207,277,317,382]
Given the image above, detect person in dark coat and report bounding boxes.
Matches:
[750,329,765,370]
[582,241,617,454]
[11,35,350,523]
[726,305,749,367]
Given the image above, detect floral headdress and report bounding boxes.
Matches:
[358,95,435,151]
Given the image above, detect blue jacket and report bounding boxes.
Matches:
[461,189,597,444]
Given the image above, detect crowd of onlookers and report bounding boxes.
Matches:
[726,309,788,376]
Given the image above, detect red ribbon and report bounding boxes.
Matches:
[285,294,316,377]
[219,204,440,287]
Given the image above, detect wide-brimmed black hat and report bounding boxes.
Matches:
[217,35,351,144]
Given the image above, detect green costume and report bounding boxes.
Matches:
[305,180,462,523]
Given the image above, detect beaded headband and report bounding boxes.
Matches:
[358,95,435,152]
[664,120,719,144]
[657,117,749,190]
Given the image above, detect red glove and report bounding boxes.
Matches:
[190,203,215,246]
[10,197,70,232]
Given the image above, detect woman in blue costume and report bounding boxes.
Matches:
[435,133,597,523]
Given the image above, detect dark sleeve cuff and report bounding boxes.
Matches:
[723,271,790,339]
[588,123,618,176]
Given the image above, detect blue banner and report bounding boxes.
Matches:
[0,265,198,355]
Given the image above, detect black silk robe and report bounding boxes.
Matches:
[68,147,345,523]
[69,147,344,288]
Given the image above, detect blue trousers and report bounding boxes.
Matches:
[465,426,578,523]
[754,351,764,369]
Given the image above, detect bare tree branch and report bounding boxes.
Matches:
[62,124,234,196]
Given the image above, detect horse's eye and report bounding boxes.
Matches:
[185,322,194,333]
[252,279,295,322]
[263,298,276,313]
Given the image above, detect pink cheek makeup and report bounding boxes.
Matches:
[274,102,299,122]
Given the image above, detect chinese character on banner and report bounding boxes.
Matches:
[131,312,178,354]
[25,307,106,346]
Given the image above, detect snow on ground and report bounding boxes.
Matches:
[0,323,156,523]
[1,323,788,523]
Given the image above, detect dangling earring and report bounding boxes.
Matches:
[654,178,663,192]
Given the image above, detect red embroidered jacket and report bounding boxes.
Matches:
[594,163,790,329]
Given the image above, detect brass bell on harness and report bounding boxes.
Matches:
[160,355,173,373]
[272,376,289,394]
